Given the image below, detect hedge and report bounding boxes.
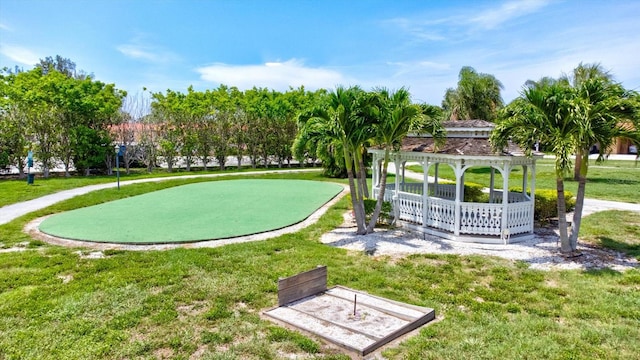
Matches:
[510,187,576,221]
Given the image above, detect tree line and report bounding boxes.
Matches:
[1,58,505,179]
[0,58,332,177]
[0,57,125,177]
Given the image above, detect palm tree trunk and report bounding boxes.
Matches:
[570,152,588,252]
[357,148,369,198]
[353,153,365,205]
[344,146,366,234]
[366,149,389,233]
[573,150,583,181]
[556,177,571,253]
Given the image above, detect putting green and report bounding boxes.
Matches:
[39,179,343,244]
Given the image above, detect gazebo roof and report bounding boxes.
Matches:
[399,137,524,156]
[401,119,525,156]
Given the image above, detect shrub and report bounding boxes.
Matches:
[464,182,488,202]
[364,198,392,224]
[345,195,392,225]
[510,187,576,221]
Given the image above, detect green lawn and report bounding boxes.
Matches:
[39,179,342,243]
[406,159,640,203]
[0,166,317,208]
[0,172,639,359]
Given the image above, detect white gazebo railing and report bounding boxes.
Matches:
[370,153,538,243]
[381,185,534,239]
[459,202,502,235]
[424,197,456,232]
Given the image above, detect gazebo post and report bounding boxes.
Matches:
[530,163,536,234]
[490,167,495,202]
[422,160,429,226]
[393,154,401,222]
[371,155,379,197]
[522,166,528,197]
[454,162,463,236]
[501,163,511,236]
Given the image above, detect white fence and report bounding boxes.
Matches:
[375,183,533,237]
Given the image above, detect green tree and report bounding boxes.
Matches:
[0,105,29,176]
[492,81,576,252]
[491,73,640,253]
[297,86,373,233]
[366,88,445,233]
[0,71,29,176]
[560,63,615,180]
[443,66,504,122]
[6,67,64,177]
[565,78,639,249]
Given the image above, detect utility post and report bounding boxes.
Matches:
[115,145,125,190]
[26,150,34,185]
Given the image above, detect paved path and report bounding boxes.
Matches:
[0,169,321,225]
[2,166,639,226]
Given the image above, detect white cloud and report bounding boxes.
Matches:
[470,0,551,29]
[116,39,180,64]
[384,0,551,44]
[196,59,349,91]
[0,23,11,31]
[382,18,447,41]
[0,44,39,66]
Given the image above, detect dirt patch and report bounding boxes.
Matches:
[57,274,73,284]
[0,241,31,253]
[153,347,174,359]
[176,301,208,320]
[189,345,207,360]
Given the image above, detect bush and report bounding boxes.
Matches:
[511,187,576,221]
[345,195,392,225]
[464,182,488,202]
[363,198,392,224]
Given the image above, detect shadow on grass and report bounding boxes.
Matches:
[585,178,640,185]
[582,267,624,277]
[598,236,640,259]
[465,167,521,175]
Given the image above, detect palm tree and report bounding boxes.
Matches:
[491,81,577,253]
[295,86,374,234]
[493,74,640,254]
[366,88,445,233]
[443,66,504,122]
[560,63,615,180]
[566,78,640,249]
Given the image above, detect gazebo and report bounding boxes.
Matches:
[369,120,541,244]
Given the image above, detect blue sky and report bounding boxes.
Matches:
[1,0,638,105]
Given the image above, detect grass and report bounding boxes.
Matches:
[0,166,320,208]
[579,211,640,259]
[38,180,342,243]
[1,172,639,359]
[406,159,640,203]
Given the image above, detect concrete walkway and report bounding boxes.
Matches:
[0,169,321,225]
[2,166,639,226]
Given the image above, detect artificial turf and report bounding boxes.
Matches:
[38,179,343,243]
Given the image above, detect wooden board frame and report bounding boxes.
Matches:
[277,265,327,306]
[265,266,436,357]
